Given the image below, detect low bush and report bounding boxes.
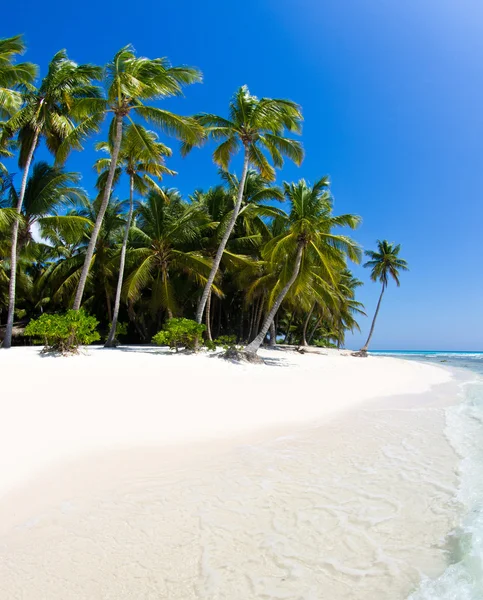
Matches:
[205,334,238,351]
[24,310,100,354]
[152,318,206,352]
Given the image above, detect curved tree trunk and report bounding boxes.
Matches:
[73,115,124,310]
[301,303,315,346]
[245,242,304,355]
[196,145,250,324]
[361,284,385,352]
[205,289,213,341]
[105,173,134,347]
[2,129,39,349]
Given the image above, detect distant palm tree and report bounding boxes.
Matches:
[360,240,408,353]
[72,45,203,311]
[245,178,361,355]
[184,85,304,325]
[1,50,100,347]
[95,124,174,346]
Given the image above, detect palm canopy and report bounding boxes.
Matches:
[0,35,37,119]
[2,50,102,167]
[364,239,409,288]
[265,177,361,282]
[183,85,303,180]
[60,44,204,161]
[1,162,89,249]
[94,123,175,194]
[124,189,215,318]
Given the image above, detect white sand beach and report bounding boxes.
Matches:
[0,347,463,599]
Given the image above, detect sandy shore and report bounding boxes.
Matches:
[0,346,463,599]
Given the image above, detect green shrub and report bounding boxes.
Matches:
[204,334,238,351]
[152,318,206,352]
[204,338,217,351]
[107,321,128,340]
[24,310,100,354]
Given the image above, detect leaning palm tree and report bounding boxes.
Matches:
[360,240,408,353]
[96,124,175,346]
[72,45,203,311]
[245,178,361,355]
[183,85,304,325]
[1,50,101,348]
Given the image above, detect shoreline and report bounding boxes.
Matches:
[0,346,454,498]
[0,346,469,599]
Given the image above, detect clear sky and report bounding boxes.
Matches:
[4,0,483,350]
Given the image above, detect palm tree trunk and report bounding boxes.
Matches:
[105,285,113,323]
[283,312,293,344]
[105,173,134,347]
[254,294,264,338]
[196,145,250,324]
[361,284,385,352]
[308,316,322,344]
[73,114,124,311]
[269,319,276,346]
[302,303,315,346]
[205,289,213,341]
[2,129,39,349]
[245,242,304,355]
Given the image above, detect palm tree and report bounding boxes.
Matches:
[193,170,284,339]
[72,45,203,311]
[0,163,89,324]
[360,240,408,353]
[42,198,126,316]
[0,35,37,175]
[124,189,215,325]
[0,34,37,123]
[183,85,304,325]
[95,124,174,346]
[245,178,361,355]
[1,50,101,348]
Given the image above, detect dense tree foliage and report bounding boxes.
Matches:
[0,36,406,352]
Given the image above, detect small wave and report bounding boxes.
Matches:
[408,379,483,599]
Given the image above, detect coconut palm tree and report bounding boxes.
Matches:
[0,34,37,124]
[183,85,304,325]
[360,240,408,353]
[95,124,175,346]
[0,163,89,324]
[72,45,203,311]
[245,178,361,355]
[192,170,284,338]
[42,198,126,316]
[0,35,37,176]
[124,189,215,324]
[1,50,101,348]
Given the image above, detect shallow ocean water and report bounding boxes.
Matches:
[373,352,483,599]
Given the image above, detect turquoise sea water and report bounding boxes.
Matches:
[371,351,483,599]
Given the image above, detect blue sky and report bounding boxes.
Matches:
[5,0,483,349]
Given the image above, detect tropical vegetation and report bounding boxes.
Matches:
[0,35,407,355]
